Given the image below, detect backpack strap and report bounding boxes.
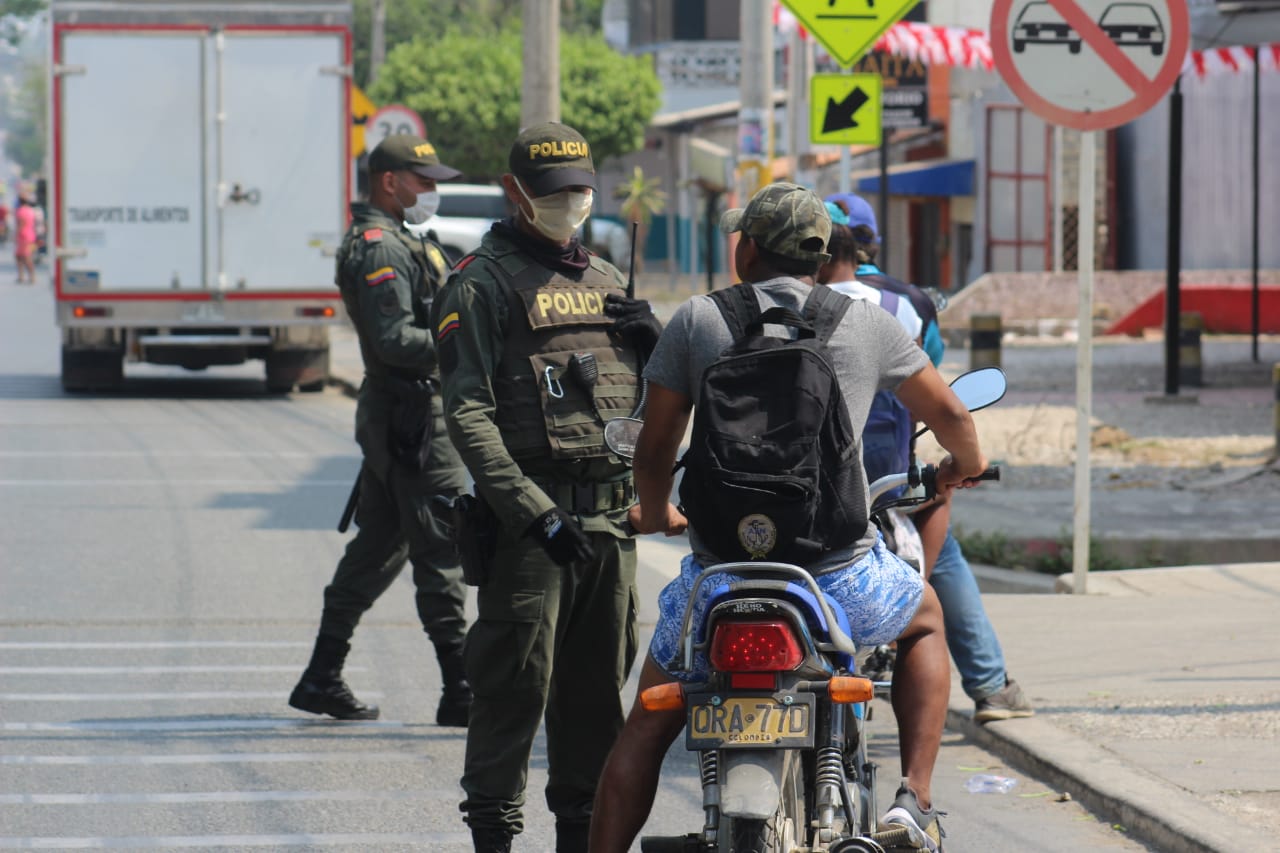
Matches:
[802,284,853,344]
[707,286,761,340]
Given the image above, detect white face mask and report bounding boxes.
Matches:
[398,177,440,225]
[515,180,593,243]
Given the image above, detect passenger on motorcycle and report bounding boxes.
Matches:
[589,183,988,853]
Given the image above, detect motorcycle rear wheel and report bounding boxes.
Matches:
[721,752,804,853]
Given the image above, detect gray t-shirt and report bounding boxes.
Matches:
[644,278,929,573]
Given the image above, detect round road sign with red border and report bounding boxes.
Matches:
[991,0,1188,130]
[365,104,427,154]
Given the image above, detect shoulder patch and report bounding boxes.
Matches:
[365,266,396,286]
[436,311,461,342]
[363,228,383,242]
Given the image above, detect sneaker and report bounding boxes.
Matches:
[973,678,1034,724]
[881,784,945,852]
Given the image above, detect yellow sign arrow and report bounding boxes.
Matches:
[782,0,920,68]
[811,74,882,147]
[351,84,378,156]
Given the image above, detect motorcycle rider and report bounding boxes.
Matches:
[590,183,989,853]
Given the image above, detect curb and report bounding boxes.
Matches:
[944,707,1273,853]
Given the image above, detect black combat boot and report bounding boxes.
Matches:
[435,642,472,727]
[470,827,513,853]
[555,818,590,853]
[288,634,380,720]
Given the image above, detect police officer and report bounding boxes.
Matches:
[432,122,661,853]
[288,134,471,727]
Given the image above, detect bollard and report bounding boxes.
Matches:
[1274,363,1280,457]
[970,313,1002,370]
[1178,311,1203,387]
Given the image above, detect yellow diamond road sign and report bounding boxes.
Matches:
[782,0,921,68]
[811,74,882,147]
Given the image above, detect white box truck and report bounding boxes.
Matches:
[50,0,352,391]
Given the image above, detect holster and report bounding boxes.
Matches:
[443,493,499,587]
[381,374,434,472]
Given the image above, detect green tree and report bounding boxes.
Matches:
[613,166,665,272]
[370,25,659,178]
[4,59,47,175]
[1,0,44,46]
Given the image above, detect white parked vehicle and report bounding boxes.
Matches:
[50,0,351,392]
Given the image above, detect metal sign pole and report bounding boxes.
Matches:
[1072,129,1095,594]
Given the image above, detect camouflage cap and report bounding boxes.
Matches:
[368,133,461,181]
[508,121,596,196]
[721,182,832,265]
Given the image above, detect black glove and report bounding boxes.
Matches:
[605,293,663,356]
[527,507,597,568]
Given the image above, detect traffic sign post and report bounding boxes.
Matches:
[991,0,1187,594]
[364,104,427,154]
[810,73,882,147]
[781,0,921,69]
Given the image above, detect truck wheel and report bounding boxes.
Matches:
[265,347,329,395]
[298,379,327,393]
[61,346,124,392]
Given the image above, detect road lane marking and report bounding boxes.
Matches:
[0,691,383,702]
[0,789,457,805]
[0,751,427,766]
[0,666,358,675]
[3,719,405,732]
[0,832,470,849]
[0,641,310,649]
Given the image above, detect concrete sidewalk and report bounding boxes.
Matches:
[324,322,1279,852]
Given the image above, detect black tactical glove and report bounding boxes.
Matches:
[605,293,663,356]
[528,507,597,569]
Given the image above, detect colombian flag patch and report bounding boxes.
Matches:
[365,266,395,286]
[436,311,461,341]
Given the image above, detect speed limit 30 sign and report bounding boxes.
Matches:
[364,104,427,153]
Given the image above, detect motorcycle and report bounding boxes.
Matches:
[608,367,1007,853]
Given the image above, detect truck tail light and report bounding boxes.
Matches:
[71,305,111,318]
[296,306,336,318]
[709,620,803,673]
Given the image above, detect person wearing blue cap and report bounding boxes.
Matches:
[825,192,1034,725]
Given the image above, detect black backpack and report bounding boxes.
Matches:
[677,285,861,565]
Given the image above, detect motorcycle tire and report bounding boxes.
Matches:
[721,752,804,853]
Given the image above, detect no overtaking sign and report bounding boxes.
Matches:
[991,0,1188,130]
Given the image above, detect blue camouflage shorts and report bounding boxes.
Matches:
[648,535,924,683]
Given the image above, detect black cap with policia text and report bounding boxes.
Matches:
[508,122,596,196]
[368,133,461,181]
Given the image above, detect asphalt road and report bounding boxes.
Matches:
[0,265,1155,851]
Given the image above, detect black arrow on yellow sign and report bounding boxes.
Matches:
[823,86,871,134]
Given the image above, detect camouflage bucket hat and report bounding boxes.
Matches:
[721,182,832,265]
[509,121,596,196]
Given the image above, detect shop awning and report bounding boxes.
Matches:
[855,159,975,197]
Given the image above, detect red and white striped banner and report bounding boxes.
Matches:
[773,2,1279,78]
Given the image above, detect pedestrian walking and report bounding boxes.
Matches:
[432,121,660,853]
[288,134,472,727]
[13,194,37,284]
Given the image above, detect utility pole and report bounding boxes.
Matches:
[522,0,560,127]
[369,0,386,86]
[737,0,772,203]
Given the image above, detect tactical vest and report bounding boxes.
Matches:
[480,243,641,462]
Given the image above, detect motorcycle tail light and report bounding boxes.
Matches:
[828,676,875,704]
[709,620,803,673]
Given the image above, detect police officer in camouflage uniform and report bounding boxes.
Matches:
[289,134,472,727]
[432,122,662,853]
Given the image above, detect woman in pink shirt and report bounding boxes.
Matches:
[14,196,37,283]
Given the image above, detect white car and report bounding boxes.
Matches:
[408,182,632,271]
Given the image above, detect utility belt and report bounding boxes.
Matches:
[530,478,635,515]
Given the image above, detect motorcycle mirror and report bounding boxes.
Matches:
[949,367,1008,413]
[604,417,644,460]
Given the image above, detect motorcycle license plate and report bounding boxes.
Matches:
[684,693,815,750]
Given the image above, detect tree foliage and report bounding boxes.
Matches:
[352,0,604,88]
[369,25,659,179]
[3,59,46,175]
[1,0,44,45]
